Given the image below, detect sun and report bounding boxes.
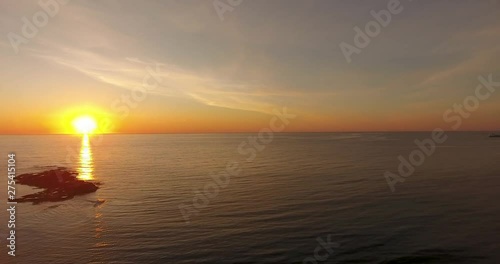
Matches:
[72,116,98,134]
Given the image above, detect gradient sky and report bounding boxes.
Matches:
[0,0,499,134]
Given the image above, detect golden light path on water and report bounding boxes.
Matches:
[77,134,109,256]
[78,134,94,181]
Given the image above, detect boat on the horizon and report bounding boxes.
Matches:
[489,133,500,138]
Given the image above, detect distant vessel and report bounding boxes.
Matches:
[490,133,500,138]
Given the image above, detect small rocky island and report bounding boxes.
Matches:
[15,167,99,204]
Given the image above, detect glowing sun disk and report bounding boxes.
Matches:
[73,116,97,134]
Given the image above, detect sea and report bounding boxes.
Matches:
[0,132,499,263]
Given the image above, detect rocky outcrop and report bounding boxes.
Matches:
[14,168,99,204]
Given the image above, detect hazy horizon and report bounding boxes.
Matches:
[1,130,499,136]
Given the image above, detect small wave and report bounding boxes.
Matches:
[85,199,106,207]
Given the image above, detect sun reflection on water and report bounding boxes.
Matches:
[78,134,94,181]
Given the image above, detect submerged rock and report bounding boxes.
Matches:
[15,167,99,204]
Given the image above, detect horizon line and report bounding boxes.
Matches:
[0,130,499,136]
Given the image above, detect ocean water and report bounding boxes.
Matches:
[1,133,499,263]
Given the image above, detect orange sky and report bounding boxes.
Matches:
[0,1,499,134]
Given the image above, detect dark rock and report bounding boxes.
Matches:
[14,167,99,204]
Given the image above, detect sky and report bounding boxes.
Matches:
[0,0,499,134]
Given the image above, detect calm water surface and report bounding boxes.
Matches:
[0,133,499,263]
